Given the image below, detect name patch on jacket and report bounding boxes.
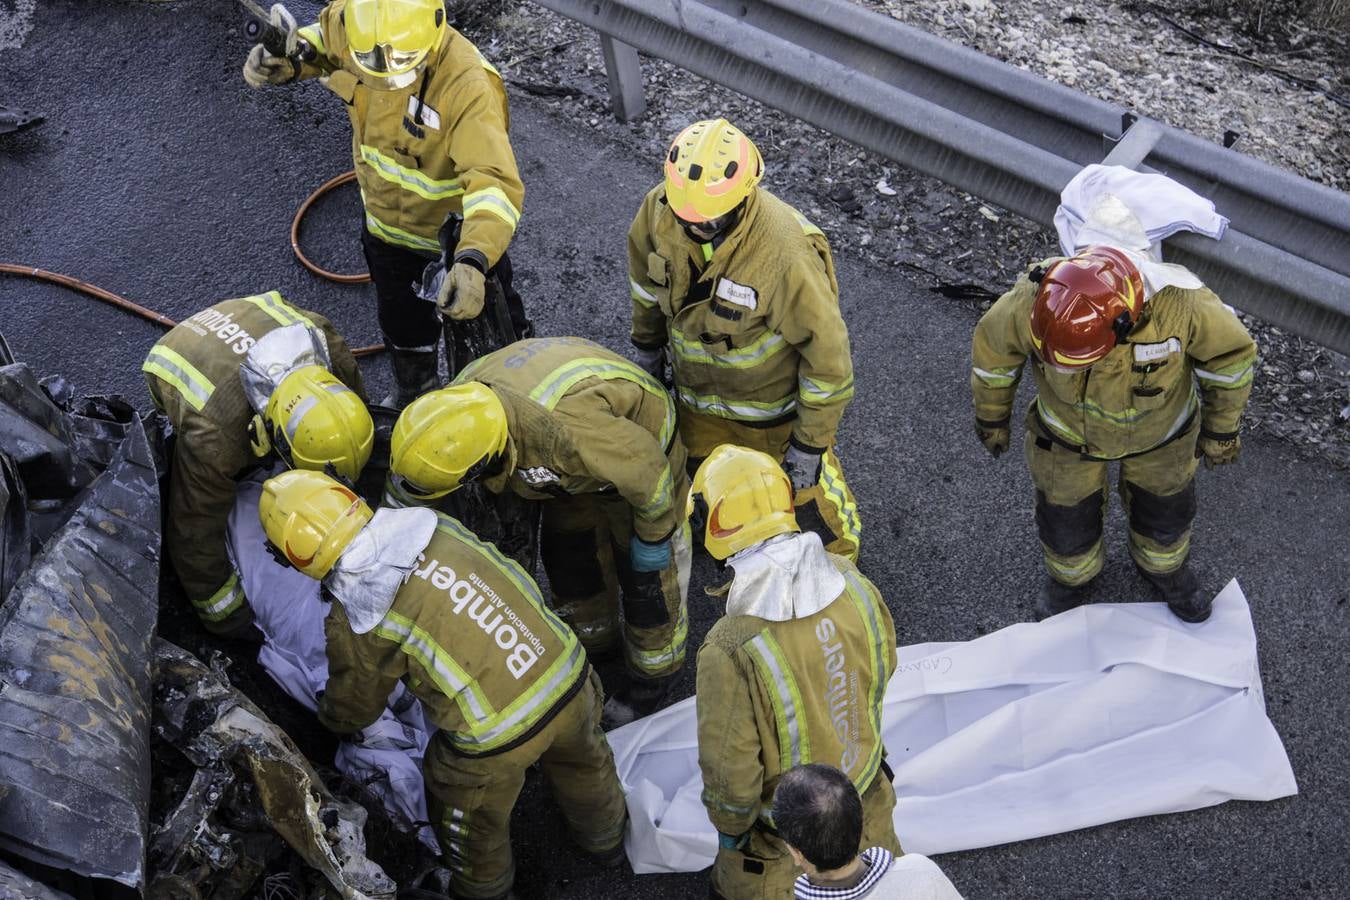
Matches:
[715,277,758,311]
[407,96,441,130]
[1133,338,1181,363]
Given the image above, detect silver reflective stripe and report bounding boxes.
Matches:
[798,373,853,403]
[360,145,462,199]
[195,575,245,620]
[670,330,787,368]
[284,394,319,444]
[973,365,1021,386]
[1194,364,1252,385]
[747,634,802,767]
[676,388,796,421]
[630,278,657,304]
[459,641,586,750]
[379,616,491,722]
[143,349,214,410]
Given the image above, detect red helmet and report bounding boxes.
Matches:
[1029,246,1144,370]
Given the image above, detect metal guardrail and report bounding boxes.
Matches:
[534,0,1350,356]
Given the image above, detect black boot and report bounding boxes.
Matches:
[1035,575,1094,621]
[1138,564,1209,623]
[601,674,678,730]
[381,346,440,409]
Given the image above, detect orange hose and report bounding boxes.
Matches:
[0,263,386,358]
[291,170,371,284]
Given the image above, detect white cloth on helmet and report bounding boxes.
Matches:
[1053,164,1227,297]
[239,322,332,414]
[725,532,844,621]
[325,506,437,634]
[226,477,438,851]
[608,579,1296,873]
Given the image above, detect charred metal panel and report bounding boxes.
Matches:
[0,859,76,900]
[0,419,160,889]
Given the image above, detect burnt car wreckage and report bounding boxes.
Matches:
[0,335,423,899]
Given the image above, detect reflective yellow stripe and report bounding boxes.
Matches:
[676,387,795,422]
[745,631,808,771]
[365,212,440,253]
[526,356,676,448]
[670,328,788,370]
[1130,535,1190,572]
[377,612,494,723]
[630,277,658,307]
[843,572,887,792]
[799,372,855,405]
[1044,540,1104,584]
[359,144,463,201]
[192,574,245,622]
[700,243,713,263]
[627,596,688,677]
[242,290,312,328]
[973,365,1022,388]
[462,186,520,230]
[142,346,216,412]
[818,454,861,549]
[1195,361,1254,389]
[634,467,674,521]
[793,211,824,238]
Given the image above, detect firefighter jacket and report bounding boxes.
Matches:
[142,292,365,626]
[296,0,523,267]
[452,336,685,543]
[628,185,854,452]
[318,508,590,758]
[972,261,1257,460]
[695,532,897,837]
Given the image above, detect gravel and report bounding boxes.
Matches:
[452,0,1350,469]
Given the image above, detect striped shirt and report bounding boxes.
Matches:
[794,848,894,900]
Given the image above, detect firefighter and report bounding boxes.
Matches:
[688,445,901,900]
[628,118,861,560]
[387,336,691,727]
[142,291,373,637]
[971,246,1257,622]
[243,0,527,406]
[259,469,627,899]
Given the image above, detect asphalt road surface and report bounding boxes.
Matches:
[3,2,1349,898]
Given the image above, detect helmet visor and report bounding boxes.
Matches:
[352,42,424,76]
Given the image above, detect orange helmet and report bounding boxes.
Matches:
[1029,246,1144,370]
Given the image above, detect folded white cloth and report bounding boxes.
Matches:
[608,579,1297,873]
[1054,164,1228,296]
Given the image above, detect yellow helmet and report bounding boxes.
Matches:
[344,0,446,79]
[390,383,508,500]
[664,118,763,224]
[687,444,799,560]
[259,469,374,579]
[262,365,374,481]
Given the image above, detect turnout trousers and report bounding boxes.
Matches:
[1024,406,1201,586]
[677,407,861,561]
[710,773,902,900]
[540,456,693,680]
[422,671,627,899]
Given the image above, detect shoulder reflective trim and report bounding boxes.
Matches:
[1035,398,1084,446]
[1194,362,1254,389]
[626,597,688,676]
[192,573,245,621]
[676,387,796,422]
[433,514,575,644]
[297,22,326,55]
[376,611,494,723]
[463,186,521,230]
[455,640,587,753]
[819,455,861,549]
[669,328,788,370]
[843,571,887,791]
[365,212,441,253]
[529,357,677,449]
[746,631,808,771]
[243,290,313,328]
[798,372,855,405]
[973,364,1022,388]
[359,144,464,201]
[142,346,216,412]
[630,277,658,306]
[792,210,824,238]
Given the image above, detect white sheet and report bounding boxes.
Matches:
[226,478,438,851]
[607,580,1297,873]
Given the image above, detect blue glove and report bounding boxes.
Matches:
[630,535,671,572]
[718,831,750,851]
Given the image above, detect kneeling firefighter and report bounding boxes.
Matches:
[259,469,628,899]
